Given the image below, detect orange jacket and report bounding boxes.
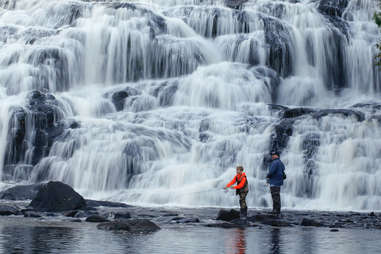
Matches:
[226,172,247,189]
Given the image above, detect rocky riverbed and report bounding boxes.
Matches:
[0,181,380,233]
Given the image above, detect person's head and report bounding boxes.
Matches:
[271,151,280,160]
[236,166,244,175]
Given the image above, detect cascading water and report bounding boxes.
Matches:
[0,0,380,210]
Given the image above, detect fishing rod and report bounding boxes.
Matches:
[176,188,234,196]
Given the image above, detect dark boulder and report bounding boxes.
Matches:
[283,108,315,119]
[216,209,240,221]
[27,47,72,91]
[225,0,248,9]
[29,181,86,212]
[252,66,281,101]
[263,17,293,77]
[300,133,320,198]
[112,91,129,111]
[97,221,130,231]
[312,109,365,122]
[3,90,65,179]
[23,211,42,218]
[2,164,34,181]
[85,215,109,223]
[300,218,324,227]
[114,212,131,220]
[205,222,245,228]
[318,0,349,17]
[170,216,200,224]
[248,214,293,227]
[351,103,381,113]
[64,210,79,217]
[0,204,20,216]
[269,119,294,156]
[150,80,179,107]
[107,87,140,111]
[0,183,42,200]
[97,219,160,233]
[109,3,167,36]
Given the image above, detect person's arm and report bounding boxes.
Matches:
[233,176,246,189]
[266,162,277,178]
[225,176,236,188]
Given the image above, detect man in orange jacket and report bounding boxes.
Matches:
[225,166,249,219]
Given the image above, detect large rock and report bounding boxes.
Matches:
[283,108,316,119]
[312,109,365,122]
[263,17,293,77]
[0,204,20,216]
[318,0,349,17]
[248,214,293,227]
[97,219,160,233]
[300,218,324,227]
[111,91,129,111]
[29,181,86,212]
[170,216,200,224]
[270,119,294,155]
[85,215,109,223]
[3,91,65,180]
[0,183,42,200]
[114,212,132,220]
[216,209,240,221]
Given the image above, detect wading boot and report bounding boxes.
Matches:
[240,208,247,221]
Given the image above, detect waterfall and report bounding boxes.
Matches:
[0,0,380,210]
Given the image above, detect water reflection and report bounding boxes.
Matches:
[0,220,380,254]
[0,225,76,253]
[269,228,281,254]
[228,229,246,254]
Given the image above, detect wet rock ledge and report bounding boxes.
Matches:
[0,181,160,233]
[0,181,380,232]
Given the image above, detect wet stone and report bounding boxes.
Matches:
[29,181,86,212]
[85,215,109,223]
[0,204,20,216]
[23,211,42,218]
[171,217,200,224]
[216,209,240,221]
[64,210,79,217]
[114,212,132,220]
[97,219,160,233]
[300,218,324,227]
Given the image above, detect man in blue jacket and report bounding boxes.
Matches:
[266,151,286,215]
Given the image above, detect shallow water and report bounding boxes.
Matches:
[0,218,380,254]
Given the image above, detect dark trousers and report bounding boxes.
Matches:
[270,186,281,213]
[238,191,248,210]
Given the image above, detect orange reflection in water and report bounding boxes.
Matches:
[226,228,246,254]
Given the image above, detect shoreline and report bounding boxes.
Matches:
[1,199,380,231]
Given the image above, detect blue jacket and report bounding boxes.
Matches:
[267,158,285,186]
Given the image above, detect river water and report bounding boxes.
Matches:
[0,217,380,254]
